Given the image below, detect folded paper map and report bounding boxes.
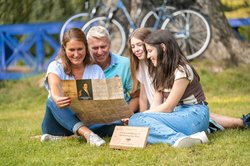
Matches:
[62,77,133,125]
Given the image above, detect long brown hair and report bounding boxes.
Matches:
[144,30,199,90]
[57,28,93,76]
[128,28,151,93]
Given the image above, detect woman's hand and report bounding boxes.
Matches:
[48,73,71,109]
[53,96,71,109]
[121,118,129,125]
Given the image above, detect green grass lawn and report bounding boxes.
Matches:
[0,60,250,166]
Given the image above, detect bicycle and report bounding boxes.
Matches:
[62,0,211,60]
[140,0,211,60]
[60,0,147,55]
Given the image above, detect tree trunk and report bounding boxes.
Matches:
[196,0,250,67]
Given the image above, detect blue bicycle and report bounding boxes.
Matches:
[61,0,211,60]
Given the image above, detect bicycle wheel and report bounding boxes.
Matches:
[161,10,211,60]
[140,6,176,29]
[140,11,159,29]
[82,16,127,55]
[60,13,90,44]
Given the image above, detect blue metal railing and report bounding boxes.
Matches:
[0,22,62,80]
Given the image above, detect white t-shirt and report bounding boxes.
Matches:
[44,60,105,97]
[136,61,155,105]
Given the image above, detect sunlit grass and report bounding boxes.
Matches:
[225,8,250,18]
[0,61,250,165]
[221,0,250,8]
[221,0,250,18]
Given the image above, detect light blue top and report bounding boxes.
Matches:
[44,60,105,97]
[104,53,132,103]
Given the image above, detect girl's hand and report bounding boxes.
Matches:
[53,96,71,109]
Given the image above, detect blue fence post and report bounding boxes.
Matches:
[36,30,45,72]
[42,30,61,71]
[0,32,5,70]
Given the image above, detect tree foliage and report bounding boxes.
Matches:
[0,0,88,24]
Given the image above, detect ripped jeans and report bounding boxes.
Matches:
[128,104,209,145]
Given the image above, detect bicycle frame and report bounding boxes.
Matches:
[107,0,138,32]
[151,7,166,30]
[146,5,188,39]
[149,2,175,31]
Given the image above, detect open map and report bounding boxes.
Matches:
[62,77,133,125]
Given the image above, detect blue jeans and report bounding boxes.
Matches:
[42,98,123,137]
[128,104,209,145]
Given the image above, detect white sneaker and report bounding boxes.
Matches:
[40,134,63,142]
[173,136,202,148]
[190,131,209,144]
[86,133,106,147]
